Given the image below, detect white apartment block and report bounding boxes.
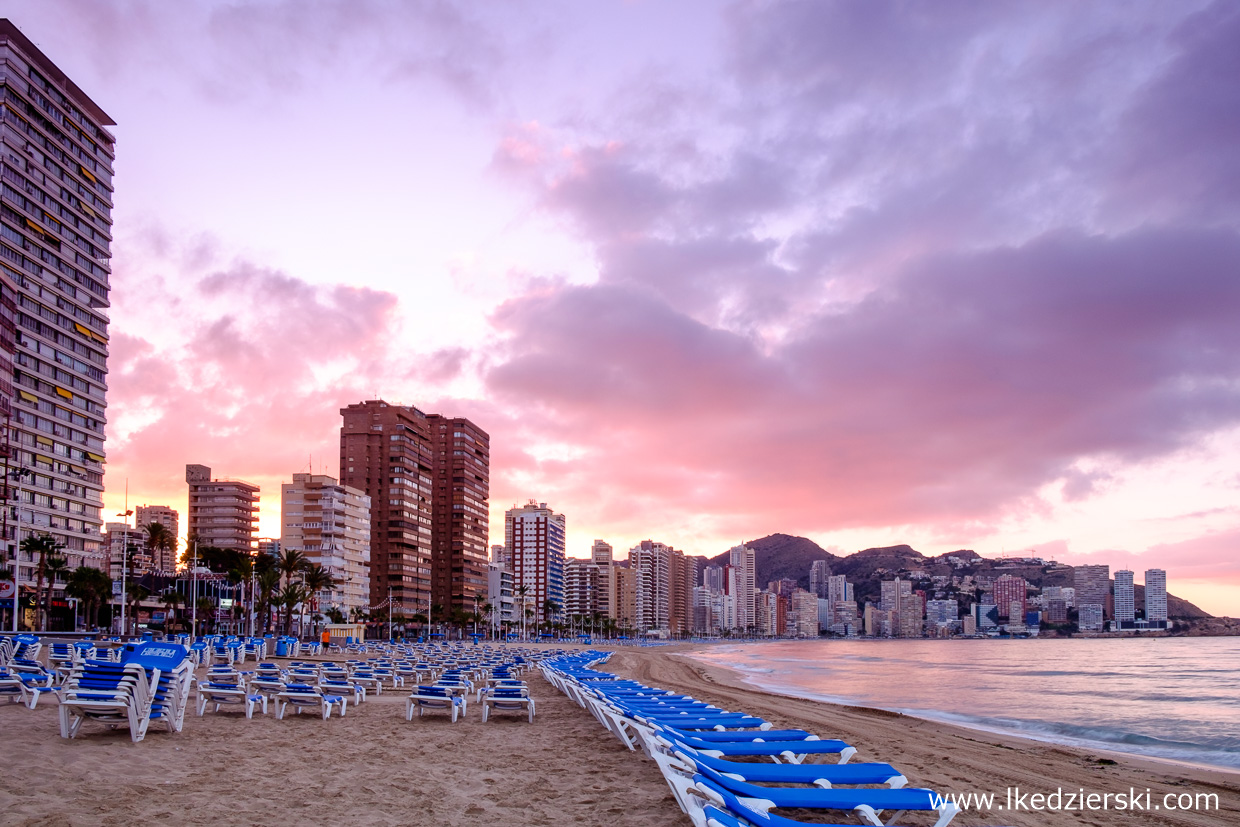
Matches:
[504,500,565,620]
[280,473,371,617]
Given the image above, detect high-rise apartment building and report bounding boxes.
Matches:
[726,544,756,631]
[564,557,600,618]
[427,414,490,612]
[1073,564,1109,630]
[186,464,259,552]
[1114,569,1135,625]
[809,560,831,598]
[826,574,852,615]
[1,21,112,593]
[504,500,565,622]
[134,504,178,572]
[993,575,1028,620]
[280,473,371,617]
[790,589,819,637]
[628,539,696,636]
[104,521,146,580]
[613,562,637,631]
[487,562,515,631]
[702,565,724,592]
[591,539,614,619]
[1144,569,1168,627]
[339,401,434,617]
[339,401,491,619]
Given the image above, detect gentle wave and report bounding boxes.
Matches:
[688,637,1240,771]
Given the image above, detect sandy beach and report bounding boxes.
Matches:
[605,644,1240,827]
[3,643,1237,827]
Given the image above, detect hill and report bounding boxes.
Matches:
[702,534,1212,619]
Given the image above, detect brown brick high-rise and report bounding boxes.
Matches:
[339,401,489,620]
[339,402,434,617]
[427,415,490,614]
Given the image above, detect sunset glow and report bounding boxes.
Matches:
[7,0,1235,615]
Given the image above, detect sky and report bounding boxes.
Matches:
[3,0,1237,616]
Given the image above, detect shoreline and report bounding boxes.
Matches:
[680,651,1240,778]
[603,644,1240,827]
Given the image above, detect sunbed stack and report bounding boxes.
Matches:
[58,641,193,743]
[541,651,968,827]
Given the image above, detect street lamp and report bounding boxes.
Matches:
[117,509,133,636]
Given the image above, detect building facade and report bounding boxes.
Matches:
[427,414,490,613]
[993,575,1027,619]
[280,473,371,617]
[504,500,565,623]
[1,21,113,602]
[134,504,178,572]
[1145,568,1168,627]
[1114,569,1135,625]
[186,464,259,553]
[809,560,831,598]
[726,544,756,631]
[1073,564,1110,630]
[591,539,614,618]
[339,401,434,618]
[564,556,600,619]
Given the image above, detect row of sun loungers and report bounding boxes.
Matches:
[5,637,557,737]
[542,651,964,827]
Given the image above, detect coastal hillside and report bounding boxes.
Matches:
[706,533,1213,619]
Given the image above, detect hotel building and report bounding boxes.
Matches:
[134,504,178,572]
[504,500,565,622]
[186,464,259,552]
[339,401,434,616]
[280,473,371,617]
[1145,568,1168,628]
[992,575,1028,620]
[1,21,112,595]
[726,544,756,631]
[1073,564,1110,631]
[427,414,490,613]
[339,401,491,619]
[1114,569,1136,626]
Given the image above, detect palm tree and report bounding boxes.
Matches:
[144,522,176,573]
[481,601,494,638]
[125,582,149,636]
[279,582,307,636]
[65,566,111,630]
[255,569,281,634]
[277,549,308,587]
[44,555,69,629]
[23,533,63,631]
[161,589,183,632]
[542,598,560,632]
[515,584,530,640]
[196,596,216,635]
[300,564,335,636]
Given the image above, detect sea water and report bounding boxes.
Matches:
[687,637,1240,771]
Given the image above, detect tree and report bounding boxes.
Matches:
[44,555,69,629]
[125,582,149,636]
[542,598,560,629]
[161,589,183,631]
[196,596,216,635]
[515,584,530,640]
[65,566,111,630]
[255,569,281,634]
[277,549,308,587]
[144,522,176,573]
[23,533,63,632]
[279,582,307,636]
